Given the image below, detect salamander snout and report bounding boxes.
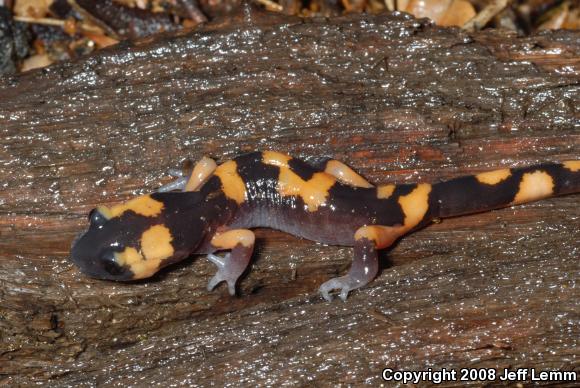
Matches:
[70,207,138,281]
[70,231,135,281]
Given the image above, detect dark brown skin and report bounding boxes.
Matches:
[1,5,579,386]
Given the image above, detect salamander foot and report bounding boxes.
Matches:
[157,156,217,192]
[319,276,362,302]
[207,253,238,296]
[206,229,255,296]
[157,169,188,192]
[318,231,386,302]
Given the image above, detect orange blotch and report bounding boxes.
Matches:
[262,151,292,168]
[211,229,255,249]
[513,171,554,204]
[476,169,512,185]
[99,195,164,219]
[214,160,246,204]
[563,160,580,172]
[377,184,396,199]
[278,168,336,212]
[398,183,432,230]
[354,225,406,249]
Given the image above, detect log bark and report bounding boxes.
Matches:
[1,5,579,385]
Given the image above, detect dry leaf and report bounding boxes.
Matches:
[401,0,476,27]
[63,17,77,36]
[561,7,580,29]
[82,31,119,48]
[403,0,452,21]
[439,0,476,26]
[13,0,54,18]
[20,53,52,72]
[538,1,580,31]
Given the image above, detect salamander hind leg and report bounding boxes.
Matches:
[324,160,373,188]
[319,225,406,301]
[207,229,255,296]
[308,157,373,188]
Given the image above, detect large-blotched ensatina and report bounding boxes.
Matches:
[71,151,580,300]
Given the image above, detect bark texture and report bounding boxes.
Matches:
[1,5,579,386]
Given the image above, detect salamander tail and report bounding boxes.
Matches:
[432,161,580,218]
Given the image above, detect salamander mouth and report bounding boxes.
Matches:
[69,230,91,269]
[70,232,134,281]
[70,230,87,253]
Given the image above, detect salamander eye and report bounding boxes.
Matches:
[101,250,125,276]
[89,209,107,227]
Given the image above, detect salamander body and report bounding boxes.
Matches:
[71,151,580,300]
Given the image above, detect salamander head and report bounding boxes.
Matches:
[71,194,200,281]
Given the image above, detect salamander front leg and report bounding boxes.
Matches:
[319,225,406,301]
[156,168,188,192]
[158,156,217,192]
[207,229,255,295]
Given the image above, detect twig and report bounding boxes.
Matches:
[463,0,509,31]
[67,0,120,39]
[253,0,283,12]
[13,16,104,34]
[179,0,208,23]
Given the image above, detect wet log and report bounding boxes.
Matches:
[1,5,579,386]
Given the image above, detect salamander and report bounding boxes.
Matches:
[70,151,580,301]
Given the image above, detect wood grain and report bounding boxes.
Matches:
[1,5,578,386]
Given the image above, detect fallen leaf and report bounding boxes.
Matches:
[20,53,52,72]
[13,0,54,18]
[401,0,476,27]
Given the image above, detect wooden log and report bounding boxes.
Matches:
[1,5,578,385]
